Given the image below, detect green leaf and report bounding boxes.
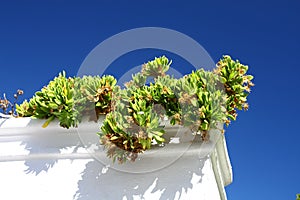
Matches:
[227,114,235,120]
[151,130,164,137]
[48,102,58,109]
[153,134,165,143]
[200,122,209,130]
[229,72,235,80]
[42,116,55,128]
[110,136,119,140]
[247,75,254,80]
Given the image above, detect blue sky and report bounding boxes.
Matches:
[1,0,300,199]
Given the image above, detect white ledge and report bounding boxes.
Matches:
[0,117,233,200]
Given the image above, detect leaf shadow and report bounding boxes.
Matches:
[21,126,82,175]
[74,148,207,200]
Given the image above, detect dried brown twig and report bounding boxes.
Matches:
[0,89,23,117]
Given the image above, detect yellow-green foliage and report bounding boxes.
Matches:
[99,55,254,163]
[16,72,116,128]
[16,55,254,163]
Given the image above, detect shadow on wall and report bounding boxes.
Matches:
[0,117,212,199]
[20,126,83,175]
[74,154,207,200]
[20,126,208,199]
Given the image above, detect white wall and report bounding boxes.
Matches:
[0,118,231,200]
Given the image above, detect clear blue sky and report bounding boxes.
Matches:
[1,0,299,199]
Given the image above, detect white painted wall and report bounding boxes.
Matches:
[0,117,232,200]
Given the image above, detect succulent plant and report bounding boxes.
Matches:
[74,75,116,121]
[16,71,77,128]
[172,69,227,140]
[99,55,254,163]
[214,55,254,125]
[15,55,253,163]
[99,57,174,163]
[16,72,117,128]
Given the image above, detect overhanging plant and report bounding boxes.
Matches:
[99,56,254,163]
[16,71,116,128]
[15,55,254,163]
